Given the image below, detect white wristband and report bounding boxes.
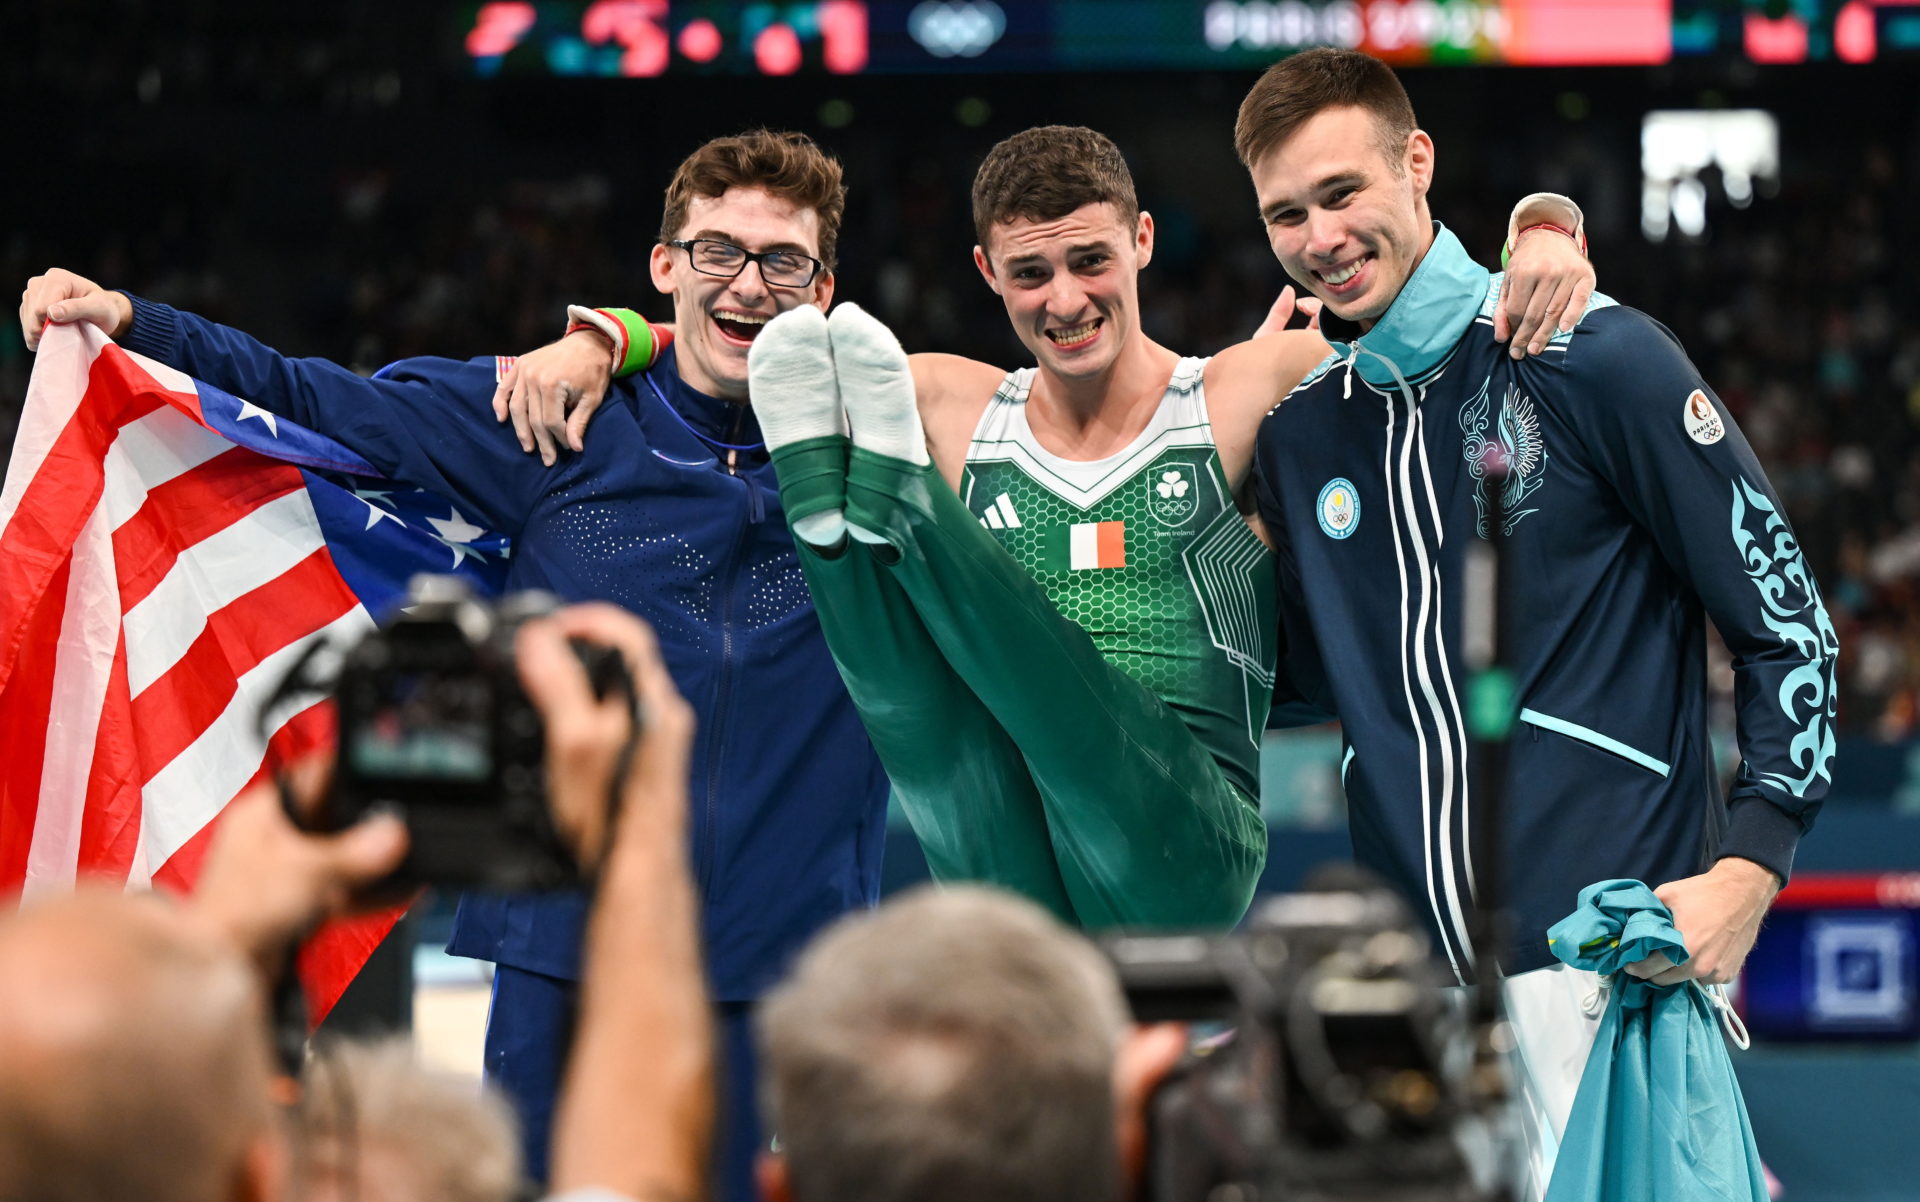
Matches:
[1506,192,1585,252]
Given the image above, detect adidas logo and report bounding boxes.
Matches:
[979,493,1023,530]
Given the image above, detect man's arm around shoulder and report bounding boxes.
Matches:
[1205,329,1336,491]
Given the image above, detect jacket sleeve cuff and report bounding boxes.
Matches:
[1716,796,1804,885]
[119,292,180,361]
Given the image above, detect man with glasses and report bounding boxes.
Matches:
[18,128,886,1202]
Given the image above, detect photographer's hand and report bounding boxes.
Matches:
[519,603,711,1202]
[189,756,408,978]
[1114,1023,1189,1202]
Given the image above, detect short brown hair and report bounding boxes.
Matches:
[760,886,1128,1202]
[970,125,1140,252]
[1234,48,1417,172]
[659,129,847,271]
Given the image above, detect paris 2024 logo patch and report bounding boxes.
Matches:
[1684,389,1725,446]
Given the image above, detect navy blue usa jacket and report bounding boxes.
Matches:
[1255,227,1837,980]
[120,295,890,1001]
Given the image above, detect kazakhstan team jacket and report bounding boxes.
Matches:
[119,296,890,1002]
[1254,226,1837,980]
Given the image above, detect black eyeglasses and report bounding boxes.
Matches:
[666,239,825,288]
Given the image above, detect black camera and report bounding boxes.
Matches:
[293,576,633,893]
[1105,870,1511,1202]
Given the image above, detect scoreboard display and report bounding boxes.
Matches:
[459,0,1920,77]
[1739,873,1920,1042]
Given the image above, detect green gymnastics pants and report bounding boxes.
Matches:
[775,436,1267,930]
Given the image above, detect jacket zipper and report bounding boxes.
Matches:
[698,454,764,894]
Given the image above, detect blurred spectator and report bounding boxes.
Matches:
[757,885,1182,1202]
[0,890,287,1202]
[295,1037,521,1202]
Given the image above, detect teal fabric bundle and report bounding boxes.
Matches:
[1542,879,1768,1202]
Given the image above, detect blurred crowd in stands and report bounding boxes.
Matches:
[4,44,1913,738]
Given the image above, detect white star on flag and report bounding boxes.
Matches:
[233,399,280,436]
[427,507,489,568]
[354,490,404,532]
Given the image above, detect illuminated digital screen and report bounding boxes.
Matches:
[459,0,1920,77]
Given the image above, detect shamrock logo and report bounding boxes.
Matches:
[1149,465,1198,527]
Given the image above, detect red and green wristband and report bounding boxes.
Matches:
[564,305,674,378]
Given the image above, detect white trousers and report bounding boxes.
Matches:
[1500,963,1608,1202]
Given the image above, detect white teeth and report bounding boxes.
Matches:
[716,312,769,325]
[1323,260,1363,286]
[1049,321,1099,346]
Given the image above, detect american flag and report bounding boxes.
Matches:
[0,323,508,1020]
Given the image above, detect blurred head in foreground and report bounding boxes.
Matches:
[0,889,285,1202]
[294,1037,520,1202]
[758,885,1130,1202]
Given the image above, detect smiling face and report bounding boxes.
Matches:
[972,202,1153,382]
[651,186,835,400]
[1249,105,1434,329]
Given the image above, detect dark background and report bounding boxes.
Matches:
[5,2,1918,734]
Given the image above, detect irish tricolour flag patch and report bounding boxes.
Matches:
[1045,520,1127,570]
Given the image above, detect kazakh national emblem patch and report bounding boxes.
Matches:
[1318,477,1360,539]
[1461,378,1549,538]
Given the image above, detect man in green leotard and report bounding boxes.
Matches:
[738,126,1592,930]
[499,126,1594,929]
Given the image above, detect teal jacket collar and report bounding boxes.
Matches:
[1319,222,1490,391]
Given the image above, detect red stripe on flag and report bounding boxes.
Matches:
[129,548,361,773]
[148,696,393,1026]
[0,366,162,688]
[151,699,340,897]
[112,447,306,612]
[74,629,140,885]
[0,558,72,892]
[100,342,208,425]
[299,909,409,1027]
[1096,520,1126,569]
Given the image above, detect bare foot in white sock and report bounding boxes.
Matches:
[748,304,842,450]
[748,304,846,545]
[829,303,929,467]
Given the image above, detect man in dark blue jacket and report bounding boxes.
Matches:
[1237,51,1833,1197]
[20,129,890,1201]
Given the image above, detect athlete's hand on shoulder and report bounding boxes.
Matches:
[1251,283,1323,339]
[1624,856,1781,987]
[1495,227,1595,360]
[20,268,133,351]
[493,329,616,466]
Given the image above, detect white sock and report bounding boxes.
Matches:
[748,305,843,452]
[829,303,930,467]
[792,511,847,546]
[748,305,848,545]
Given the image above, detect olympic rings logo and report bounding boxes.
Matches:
[908,1,1007,59]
